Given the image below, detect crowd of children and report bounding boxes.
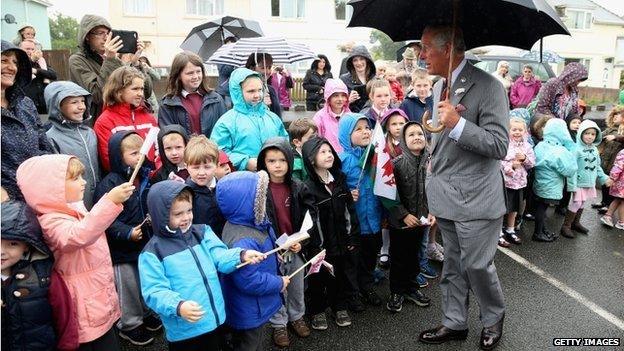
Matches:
[3,40,624,351]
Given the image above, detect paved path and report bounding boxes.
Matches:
[122,203,624,350]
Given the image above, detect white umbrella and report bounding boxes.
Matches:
[206,37,316,66]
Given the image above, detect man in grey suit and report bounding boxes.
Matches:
[417,26,509,351]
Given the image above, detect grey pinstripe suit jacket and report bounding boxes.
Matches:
[425,62,510,222]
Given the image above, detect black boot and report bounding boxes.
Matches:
[571,209,589,234]
[560,210,576,238]
[532,220,555,242]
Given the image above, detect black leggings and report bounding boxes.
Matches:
[78,327,120,351]
[533,199,550,234]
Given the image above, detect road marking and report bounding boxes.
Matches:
[497,247,624,331]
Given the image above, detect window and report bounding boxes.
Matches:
[271,0,305,18]
[335,0,353,21]
[564,9,592,30]
[186,0,224,16]
[123,0,154,15]
[284,59,313,76]
[564,58,591,72]
[616,37,624,66]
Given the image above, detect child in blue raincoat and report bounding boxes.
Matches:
[210,68,288,172]
[532,119,578,242]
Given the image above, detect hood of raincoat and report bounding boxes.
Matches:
[345,45,376,80]
[542,118,575,151]
[16,154,83,217]
[156,124,189,174]
[398,121,429,162]
[44,81,93,125]
[108,130,141,177]
[228,67,267,116]
[576,119,602,147]
[146,180,193,238]
[77,15,112,50]
[301,136,342,185]
[338,112,369,159]
[1,200,52,258]
[257,137,294,184]
[380,108,409,130]
[1,40,32,99]
[323,78,350,115]
[216,170,270,231]
[557,62,588,89]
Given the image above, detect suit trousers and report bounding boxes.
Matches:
[437,217,506,329]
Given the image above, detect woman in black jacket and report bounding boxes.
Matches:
[302,55,333,111]
[339,46,376,113]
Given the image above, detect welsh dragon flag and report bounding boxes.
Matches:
[371,122,397,200]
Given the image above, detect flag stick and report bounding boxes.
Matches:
[355,128,375,190]
[128,154,146,184]
[288,249,325,279]
[236,233,310,269]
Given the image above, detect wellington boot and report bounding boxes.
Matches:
[560,210,576,238]
[571,209,589,234]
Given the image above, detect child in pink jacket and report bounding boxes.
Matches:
[16,154,134,350]
[501,117,536,246]
[313,78,350,153]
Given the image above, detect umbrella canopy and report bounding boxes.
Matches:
[347,0,570,50]
[206,37,316,67]
[522,49,564,63]
[180,16,263,60]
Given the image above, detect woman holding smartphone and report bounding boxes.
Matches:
[339,45,376,113]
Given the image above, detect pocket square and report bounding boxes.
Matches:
[454,88,465,95]
[454,104,467,113]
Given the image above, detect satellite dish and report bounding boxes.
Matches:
[2,14,17,24]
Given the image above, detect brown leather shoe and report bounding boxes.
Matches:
[480,315,504,350]
[272,327,290,347]
[290,318,311,338]
[419,325,469,344]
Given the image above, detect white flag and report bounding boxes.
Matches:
[372,122,396,200]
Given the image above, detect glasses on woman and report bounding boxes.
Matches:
[89,30,109,38]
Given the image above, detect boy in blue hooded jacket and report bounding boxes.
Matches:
[138,181,264,351]
[338,113,384,309]
[217,170,289,350]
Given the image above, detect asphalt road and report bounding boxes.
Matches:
[121,204,624,351]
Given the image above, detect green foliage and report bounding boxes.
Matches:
[49,13,79,52]
[369,29,405,61]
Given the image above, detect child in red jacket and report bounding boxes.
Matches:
[94,66,159,172]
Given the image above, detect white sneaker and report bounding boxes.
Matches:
[615,221,624,230]
[427,246,444,262]
[601,215,614,228]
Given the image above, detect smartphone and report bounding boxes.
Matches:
[111,30,138,54]
[353,84,366,97]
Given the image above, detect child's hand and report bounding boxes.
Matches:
[515,152,526,161]
[348,90,359,103]
[605,135,616,142]
[606,178,614,187]
[246,158,257,171]
[130,226,143,242]
[512,160,522,169]
[427,214,436,227]
[242,250,266,264]
[350,189,359,202]
[179,301,204,323]
[403,214,420,228]
[289,242,301,253]
[106,182,135,205]
[281,276,291,293]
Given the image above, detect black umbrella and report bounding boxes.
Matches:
[348,0,569,132]
[347,0,570,51]
[180,16,264,61]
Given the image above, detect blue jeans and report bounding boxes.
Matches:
[419,226,430,267]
